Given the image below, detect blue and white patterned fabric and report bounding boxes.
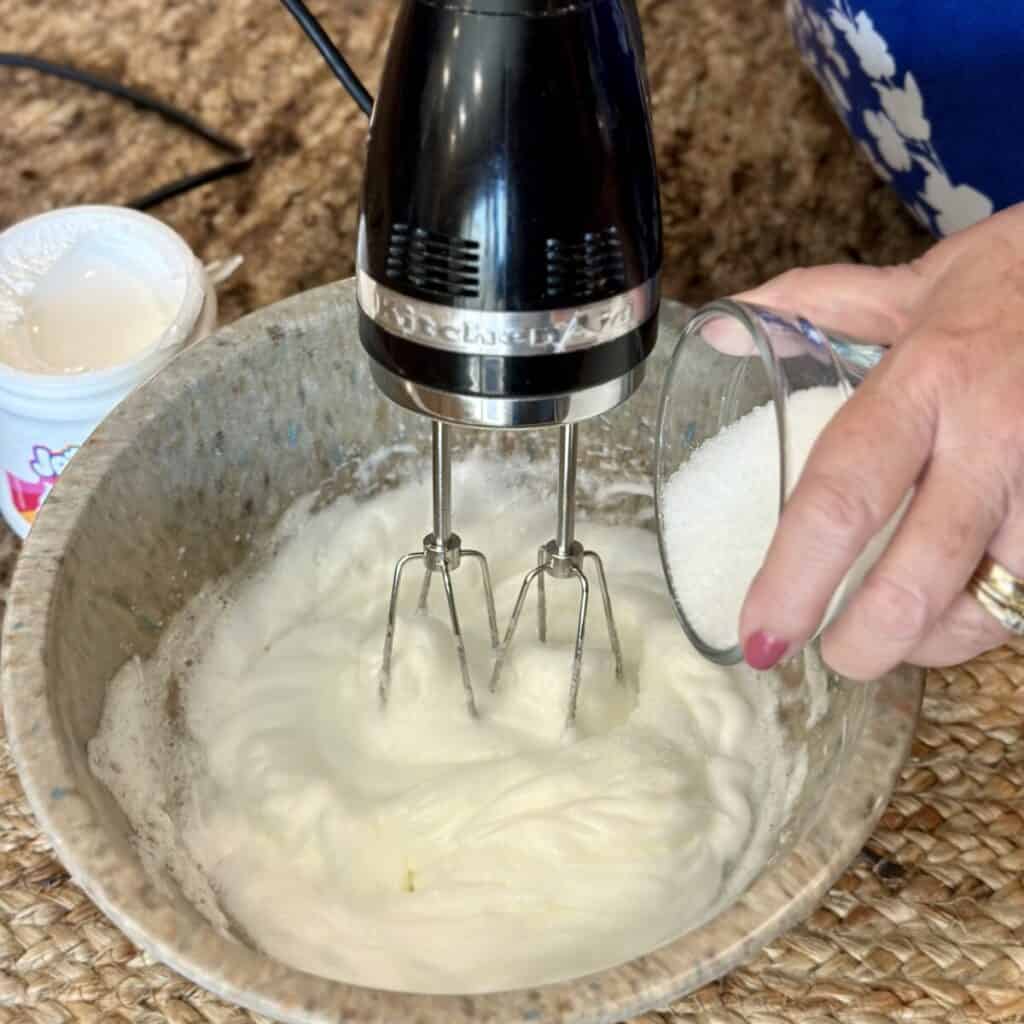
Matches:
[787,0,1024,237]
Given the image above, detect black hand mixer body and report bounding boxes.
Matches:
[282,0,662,727]
[357,0,662,428]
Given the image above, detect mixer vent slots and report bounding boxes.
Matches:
[545,228,626,303]
[387,224,481,300]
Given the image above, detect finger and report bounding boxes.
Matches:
[819,458,1005,680]
[734,263,929,346]
[905,591,1012,667]
[908,518,1022,667]
[739,361,935,670]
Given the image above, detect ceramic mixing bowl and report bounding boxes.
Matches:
[1,280,923,1024]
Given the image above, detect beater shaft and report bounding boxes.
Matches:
[431,416,454,542]
[379,421,499,717]
[490,424,625,731]
[556,422,578,556]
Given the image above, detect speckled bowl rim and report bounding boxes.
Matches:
[1,280,925,1024]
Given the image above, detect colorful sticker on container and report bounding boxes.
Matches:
[6,444,79,527]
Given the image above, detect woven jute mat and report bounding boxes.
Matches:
[0,515,1022,1023]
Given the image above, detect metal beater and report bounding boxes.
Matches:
[489,423,625,729]
[282,0,663,718]
[379,420,499,718]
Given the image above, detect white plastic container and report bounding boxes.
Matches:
[0,206,217,538]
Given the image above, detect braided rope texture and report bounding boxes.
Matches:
[0,512,1021,1022]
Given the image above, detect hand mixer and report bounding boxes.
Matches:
[281,0,662,727]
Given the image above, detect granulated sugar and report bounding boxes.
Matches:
[660,386,848,651]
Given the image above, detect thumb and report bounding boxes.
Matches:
[734,262,929,346]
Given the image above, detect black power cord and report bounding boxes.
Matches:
[0,53,254,211]
[276,0,374,117]
[3,2,372,209]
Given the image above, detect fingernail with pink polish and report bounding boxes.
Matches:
[743,631,789,671]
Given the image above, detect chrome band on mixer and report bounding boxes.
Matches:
[357,270,660,358]
[367,360,647,429]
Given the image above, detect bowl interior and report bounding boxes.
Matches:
[2,280,923,1024]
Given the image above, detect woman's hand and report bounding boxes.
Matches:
[736,202,1024,679]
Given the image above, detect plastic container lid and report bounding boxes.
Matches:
[0,205,207,394]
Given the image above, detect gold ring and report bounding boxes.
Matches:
[969,555,1024,636]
